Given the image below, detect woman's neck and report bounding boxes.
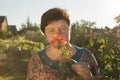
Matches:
[46,43,76,61]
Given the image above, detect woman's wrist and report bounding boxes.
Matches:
[84,72,94,80]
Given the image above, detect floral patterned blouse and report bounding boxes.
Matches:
[26,46,100,80]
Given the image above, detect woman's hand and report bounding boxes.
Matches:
[71,61,92,80]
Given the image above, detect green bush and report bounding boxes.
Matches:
[0,36,44,80]
[70,23,120,80]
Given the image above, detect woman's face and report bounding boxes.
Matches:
[45,19,70,44]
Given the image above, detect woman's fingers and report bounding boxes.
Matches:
[71,62,91,80]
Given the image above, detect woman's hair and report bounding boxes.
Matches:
[40,7,70,34]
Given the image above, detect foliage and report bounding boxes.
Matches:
[96,27,120,80]
[18,17,40,35]
[0,36,44,55]
[70,20,97,47]
[70,20,120,80]
[17,17,47,45]
[114,14,120,24]
[0,29,13,39]
[0,36,44,80]
[58,59,83,80]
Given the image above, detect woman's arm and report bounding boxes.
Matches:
[72,48,100,80]
[79,49,100,80]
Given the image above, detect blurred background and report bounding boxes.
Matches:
[0,0,120,80]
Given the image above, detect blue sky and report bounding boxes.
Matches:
[0,0,120,30]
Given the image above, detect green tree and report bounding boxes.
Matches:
[18,17,47,45]
[70,20,120,80]
[70,20,96,47]
[18,17,39,35]
[114,14,120,24]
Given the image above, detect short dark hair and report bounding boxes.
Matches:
[40,7,70,34]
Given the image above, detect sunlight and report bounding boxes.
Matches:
[107,0,120,11]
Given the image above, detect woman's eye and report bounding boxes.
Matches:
[49,30,54,32]
[60,27,66,30]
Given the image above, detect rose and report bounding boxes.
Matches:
[50,34,70,56]
[50,34,67,48]
[50,34,83,80]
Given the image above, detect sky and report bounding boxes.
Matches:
[0,0,120,30]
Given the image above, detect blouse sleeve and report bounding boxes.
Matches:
[26,54,44,80]
[79,48,100,80]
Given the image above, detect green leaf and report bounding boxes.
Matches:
[100,44,106,49]
[89,39,94,46]
[97,38,105,44]
[64,50,70,56]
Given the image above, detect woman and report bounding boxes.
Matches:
[26,7,100,80]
